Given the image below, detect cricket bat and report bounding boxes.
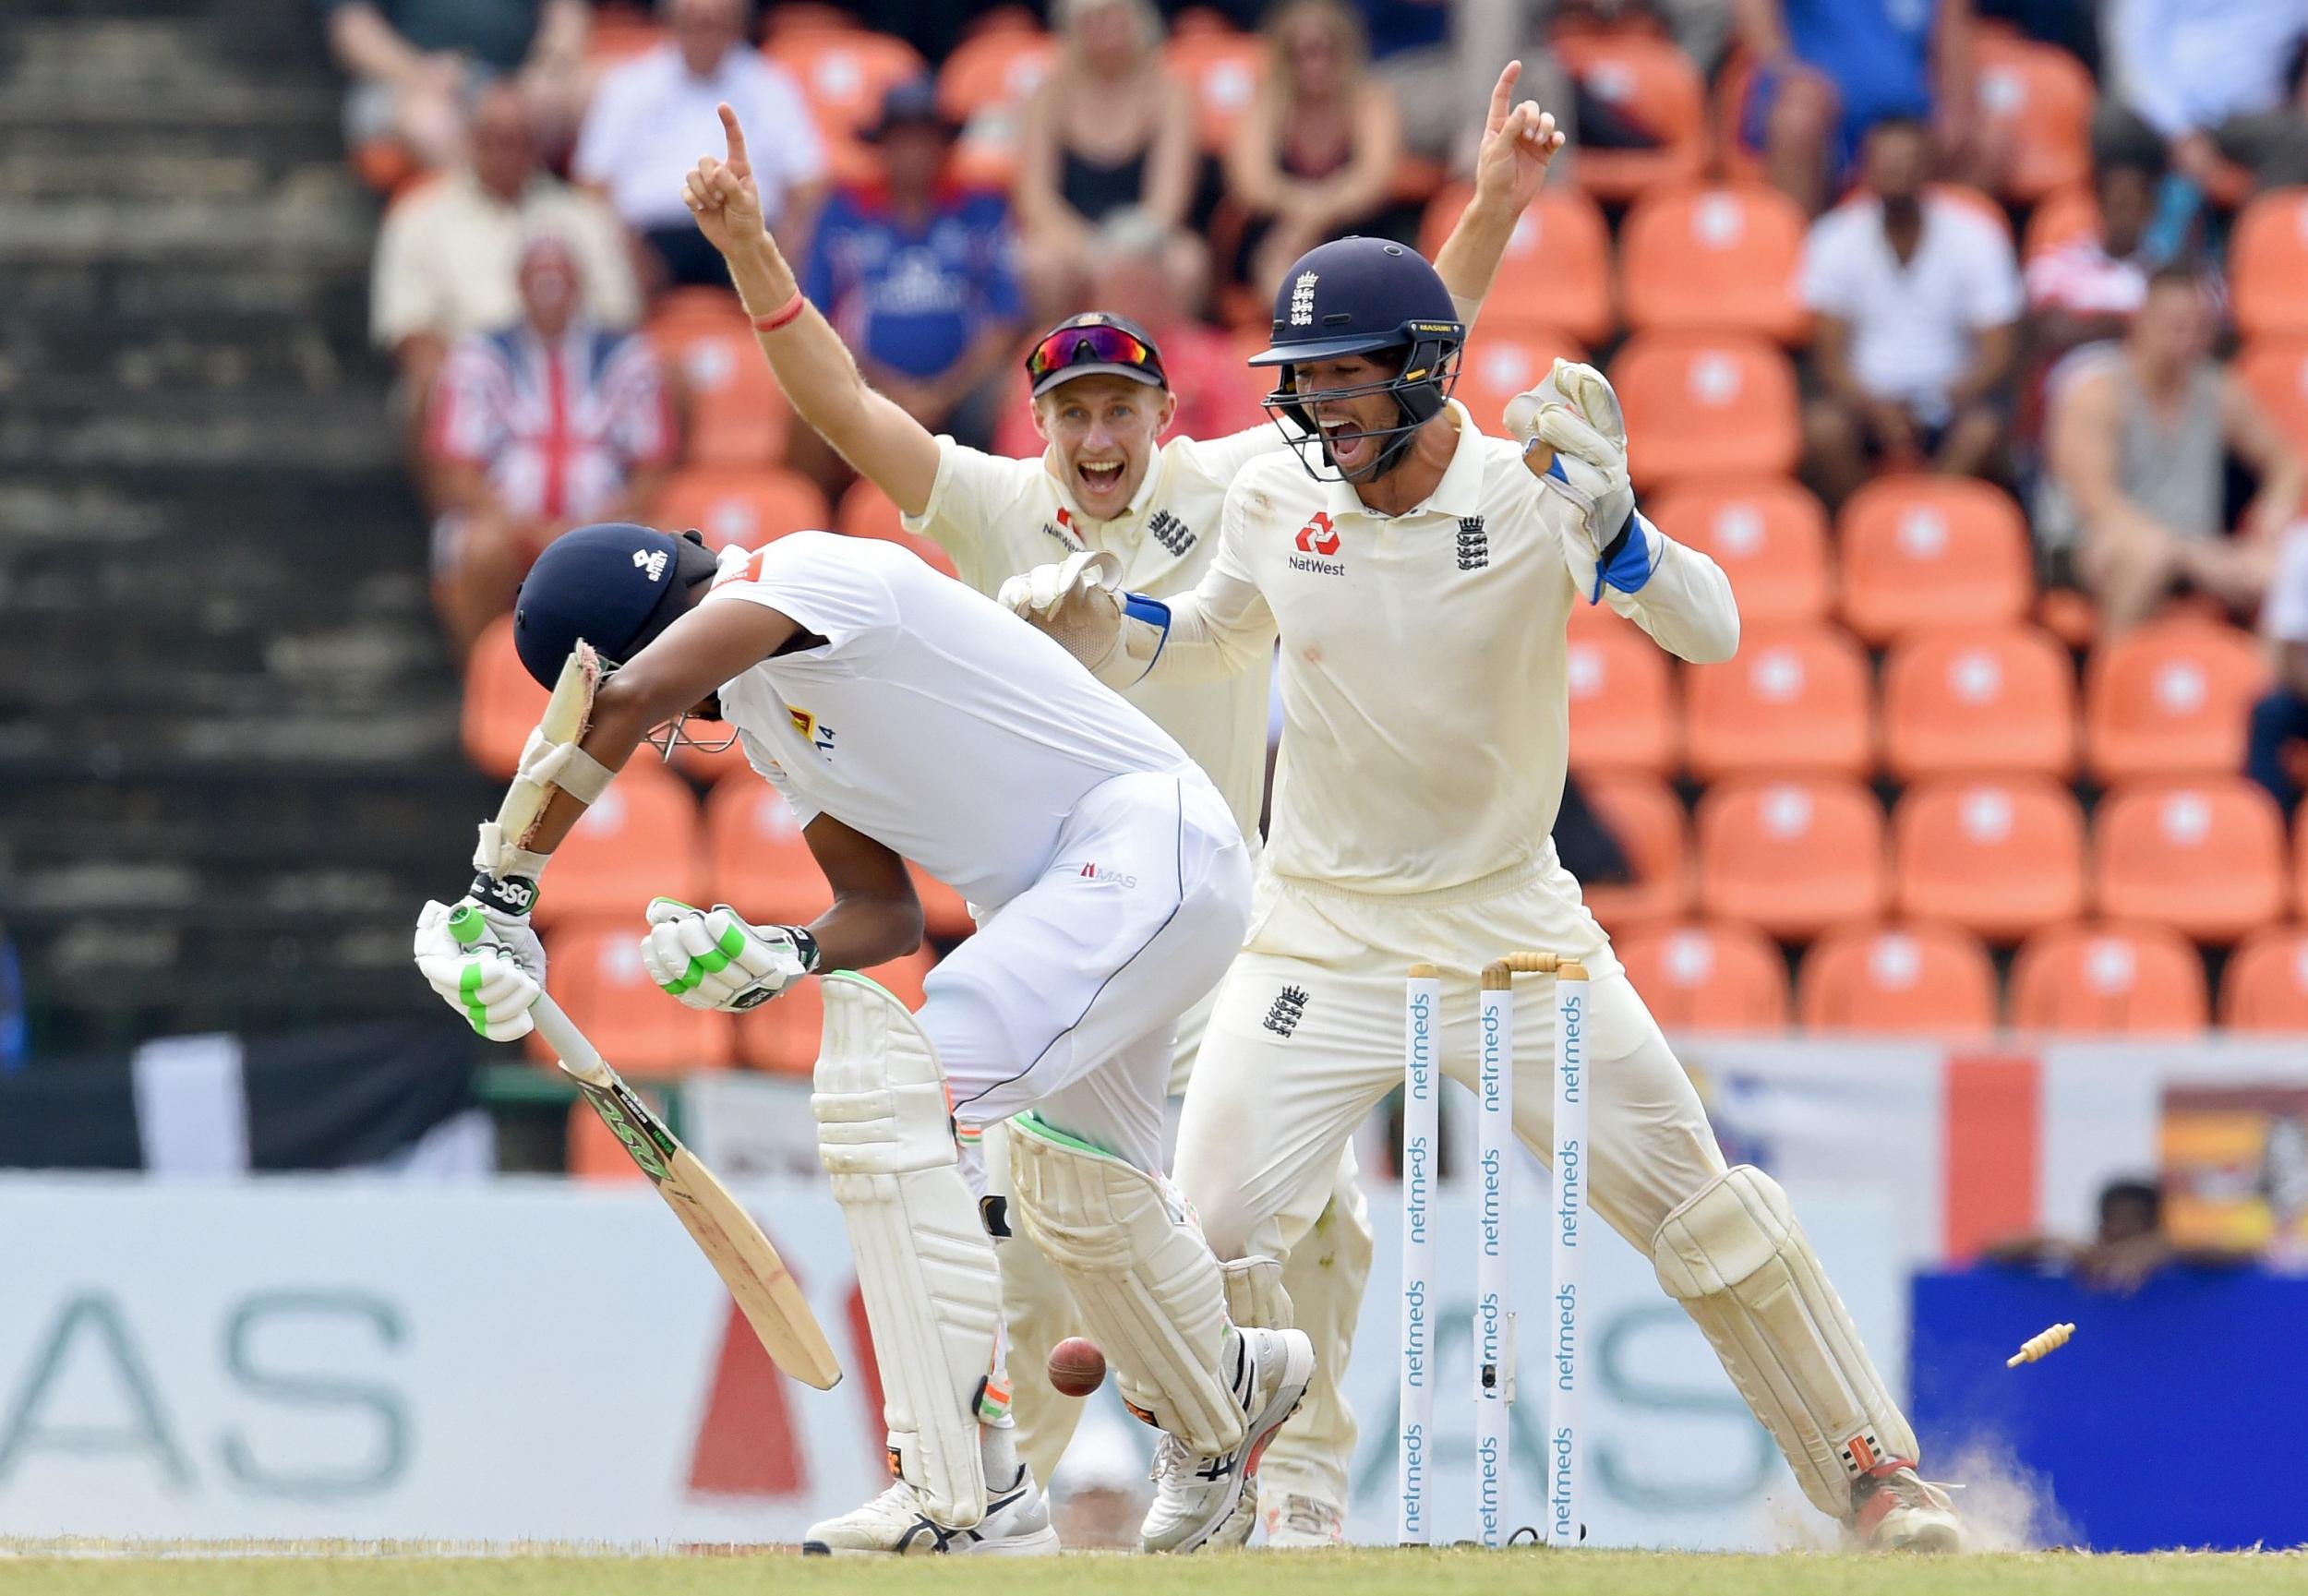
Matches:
[450,906,843,1390]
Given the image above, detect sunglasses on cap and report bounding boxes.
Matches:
[1025,323,1166,392]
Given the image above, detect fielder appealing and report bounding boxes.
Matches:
[1005,239,1965,1551]
[412,524,1309,1554]
[675,79,1563,1543]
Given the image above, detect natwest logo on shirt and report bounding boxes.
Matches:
[1289,510,1345,576]
[1040,505,1085,552]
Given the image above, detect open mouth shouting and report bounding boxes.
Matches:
[1318,415,1375,473]
[1076,458,1128,502]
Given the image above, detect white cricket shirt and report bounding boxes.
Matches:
[904,427,1288,844]
[702,533,1197,910]
[1141,401,1739,897]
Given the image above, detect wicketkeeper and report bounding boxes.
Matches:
[1003,237,1965,1551]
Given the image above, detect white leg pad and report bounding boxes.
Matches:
[1651,1165,1918,1518]
[1007,1113,1243,1456]
[1220,1255,1293,1329]
[812,974,1001,1529]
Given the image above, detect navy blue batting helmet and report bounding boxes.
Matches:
[511,522,719,688]
[1247,236,1465,482]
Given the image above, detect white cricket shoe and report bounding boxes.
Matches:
[1853,1462,1964,1553]
[1139,1326,1315,1554]
[1262,1492,1346,1548]
[803,1428,1060,1556]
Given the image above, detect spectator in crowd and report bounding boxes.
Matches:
[798,79,1025,484]
[424,234,675,658]
[1797,115,2021,510]
[1987,1178,2254,1292]
[575,0,825,290]
[1351,2,1579,174]
[1734,0,1988,217]
[2098,2,2308,211]
[2248,526,2308,813]
[1013,0,1197,320]
[370,83,638,418]
[320,0,590,177]
[2026,143,2162,372]
[1225,0,1406,301]
[2044,268,2305,632]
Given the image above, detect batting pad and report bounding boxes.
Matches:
[812,974,1002,1528]
[1008,1113,1242,1456]
[1651,1165,1918,1518]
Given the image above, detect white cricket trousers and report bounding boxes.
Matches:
[1171,852,1731,1508]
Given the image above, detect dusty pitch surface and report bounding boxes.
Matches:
[3,1546,2302,1594]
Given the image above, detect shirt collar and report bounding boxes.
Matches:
[1323,400,1485,522]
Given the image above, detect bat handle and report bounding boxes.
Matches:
[446,905,608,1083]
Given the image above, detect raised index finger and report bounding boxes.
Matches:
[1485,60,1522,140]
[718,102,752,177]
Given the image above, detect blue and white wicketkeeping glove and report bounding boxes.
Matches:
[1506,358,1655,599]
[415,896,546,1041]
[637,898,819,1012]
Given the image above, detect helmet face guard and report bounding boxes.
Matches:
[1259,331,1461,484]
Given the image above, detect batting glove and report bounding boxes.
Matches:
[1505,358,1637,560]
[637,898,818,1012]
[415,896,545,1042]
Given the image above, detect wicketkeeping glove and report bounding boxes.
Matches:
[415,896,546,1041]
[996,550,1128,668]
[1505,358,1637,558]
[637,898,819,1012]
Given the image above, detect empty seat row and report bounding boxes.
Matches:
[1570,614,2268,783]
[1625,920,2308,1037]
[1586,772,2301,945]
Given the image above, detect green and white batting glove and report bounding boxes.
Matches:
[414,896,546,1042]
[637,897,818,1013]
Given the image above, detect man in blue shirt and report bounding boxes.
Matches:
[801,79,1024,464]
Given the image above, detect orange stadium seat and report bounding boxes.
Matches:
[2083,618,2271,780]
[1553,33,1706,201]
[461,614,547,780]
[1618,183,1809,343]
[739,949,937,1073]
[2092,778,2290,943]
[1419,185,1614,345]
[937,27,1054,187]
[1564,620,1677,774]
[654,466,833,554]
[836,477,959,577]
[1614,921,1790,1031]
[586,6,664,66]
[706,776,828,925]
[1452,330,1591,436]
[1682,621,1871,780]
[1836,477,2031,644]
[2021,185,2098,262]
[2230,188,2308,340]
[1797,922,1998,1036]
[1695,775,1887,941]
[1891,776,2087,942]
[1645,476,1832,624]
[2010,921,2208,1033]
[535,762,706,928]
[2235,340,2308,453]
[1973,36,2093,202]
[647,306,790,467]
[2220,925,2308,1029]
[1165,30,1267,152]
[765,30,930,184]
[1575,773,1690,933]
[1880,624,2078,780]
[532,921,735,1072]
[1610,333,1800,488]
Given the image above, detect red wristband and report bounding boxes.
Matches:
[751,291,806,332]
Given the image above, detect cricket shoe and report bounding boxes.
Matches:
[1262,1492,1346,1548]
[803,1429,1059,1556]
[1852,1461,1964,1553]
[1139,1326,1316,1554]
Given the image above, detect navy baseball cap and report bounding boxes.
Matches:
[511,523,716,688]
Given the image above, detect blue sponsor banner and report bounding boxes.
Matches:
[1912,1266,2308,1551]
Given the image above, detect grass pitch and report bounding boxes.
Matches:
[4,1547,2305,1596]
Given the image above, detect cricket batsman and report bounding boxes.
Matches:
[1002,239,1967,1551]
[674,74,1564,1544]
[410,522,1311,1554]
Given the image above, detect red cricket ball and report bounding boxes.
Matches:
[1046,1337,1108,1398]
